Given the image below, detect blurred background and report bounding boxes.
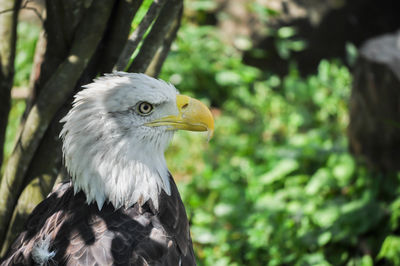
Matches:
[2,0,400,265]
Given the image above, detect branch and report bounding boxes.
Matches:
[0,0,43,23]
[0,0,21,82]
[114,0,167,71]
[22,0,90,123]
[98,0,143,73]
[127,0,183,73]
[0,0,115,243]
[145,6,182,78]
[0,0,21,172]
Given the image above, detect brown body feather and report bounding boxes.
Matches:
[1,176,195,266]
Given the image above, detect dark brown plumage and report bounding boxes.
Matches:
[1,175,195,265]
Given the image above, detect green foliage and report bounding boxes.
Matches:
[163,23,400,265]
[161,24,260,105]
[14,21,40,87]
[378,235,400,265]
[274,27,307,59]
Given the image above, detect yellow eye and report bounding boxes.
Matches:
[137,102,154,115]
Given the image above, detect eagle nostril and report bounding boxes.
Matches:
[181,103,188,109]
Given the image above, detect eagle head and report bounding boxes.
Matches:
[60,72,214,210]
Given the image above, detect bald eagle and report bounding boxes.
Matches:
[1,73,214,265]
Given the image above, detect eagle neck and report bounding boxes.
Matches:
[65,131,174,211]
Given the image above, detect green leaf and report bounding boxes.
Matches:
[192,226,217,244]
[260,159,299,185]
[305,168,333,195]
[277,26,296,39]
[312,205,340,228]
[318,231,332,246]
[215,71,241,86]
[378,235,400,265]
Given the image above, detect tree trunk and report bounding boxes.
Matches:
[348,30,400,171]
[128,0,183,73]
[0,0,183,254]
[0,0,21,171]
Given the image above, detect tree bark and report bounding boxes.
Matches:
[115,0,166,71]
[348,30,400,171]
[128,0,183,73]
[0,0,21,171]
[146,6,183,78]
[97,0,143,73]
[22,0,88,122]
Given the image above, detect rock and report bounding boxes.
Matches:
[348,31,400,171]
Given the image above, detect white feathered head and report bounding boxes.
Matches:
[60,72,214,210]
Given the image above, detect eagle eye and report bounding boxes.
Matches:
[137,102,154,115]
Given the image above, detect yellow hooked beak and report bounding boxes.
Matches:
[145,95,214,139]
